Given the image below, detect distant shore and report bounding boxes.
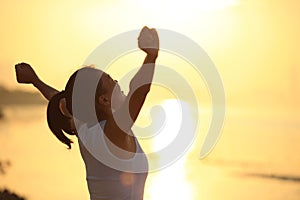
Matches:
[0,85,47,106]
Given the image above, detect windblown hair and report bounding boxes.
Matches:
[47,67,105,149]
[47,91,76,149]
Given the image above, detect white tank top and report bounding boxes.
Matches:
[77,120,148,200]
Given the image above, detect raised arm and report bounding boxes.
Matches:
[15,62,74,129]
[107,27,159,137]
[15,63,59,100]
[127,51,158,122]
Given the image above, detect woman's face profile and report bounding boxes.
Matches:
[100,72,126,112]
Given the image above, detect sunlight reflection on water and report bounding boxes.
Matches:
[1,105,300,200]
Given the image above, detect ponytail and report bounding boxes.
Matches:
[47,91,76,149]
[46,67,104,149]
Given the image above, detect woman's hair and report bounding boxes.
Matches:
[47,91,76,149]
[47,67,105,149]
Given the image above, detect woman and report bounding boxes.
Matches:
[15,26,159,200]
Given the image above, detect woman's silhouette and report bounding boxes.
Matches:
[15,26,159,200]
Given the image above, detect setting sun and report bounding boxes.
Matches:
[1,0,300,200]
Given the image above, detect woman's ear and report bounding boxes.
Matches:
[59,98,72,118]
[97,95,110,106]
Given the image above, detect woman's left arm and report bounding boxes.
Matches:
[107,27,159,134]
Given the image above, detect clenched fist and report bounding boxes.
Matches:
[15,62,39,84]
[138,26,159,56]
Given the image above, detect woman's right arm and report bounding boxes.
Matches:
[15,62,59,100]
[15,63,76,135]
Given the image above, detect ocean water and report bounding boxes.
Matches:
[0,104,299,200]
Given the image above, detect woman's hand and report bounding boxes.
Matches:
[138,26,159,56]
[15,62,39,84]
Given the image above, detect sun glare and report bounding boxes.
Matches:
[146,157,194,200]
[135,0,239,37]
[138,0,238,12]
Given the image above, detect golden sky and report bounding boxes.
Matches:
[1,2,300,199]
[0,0,300,110]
